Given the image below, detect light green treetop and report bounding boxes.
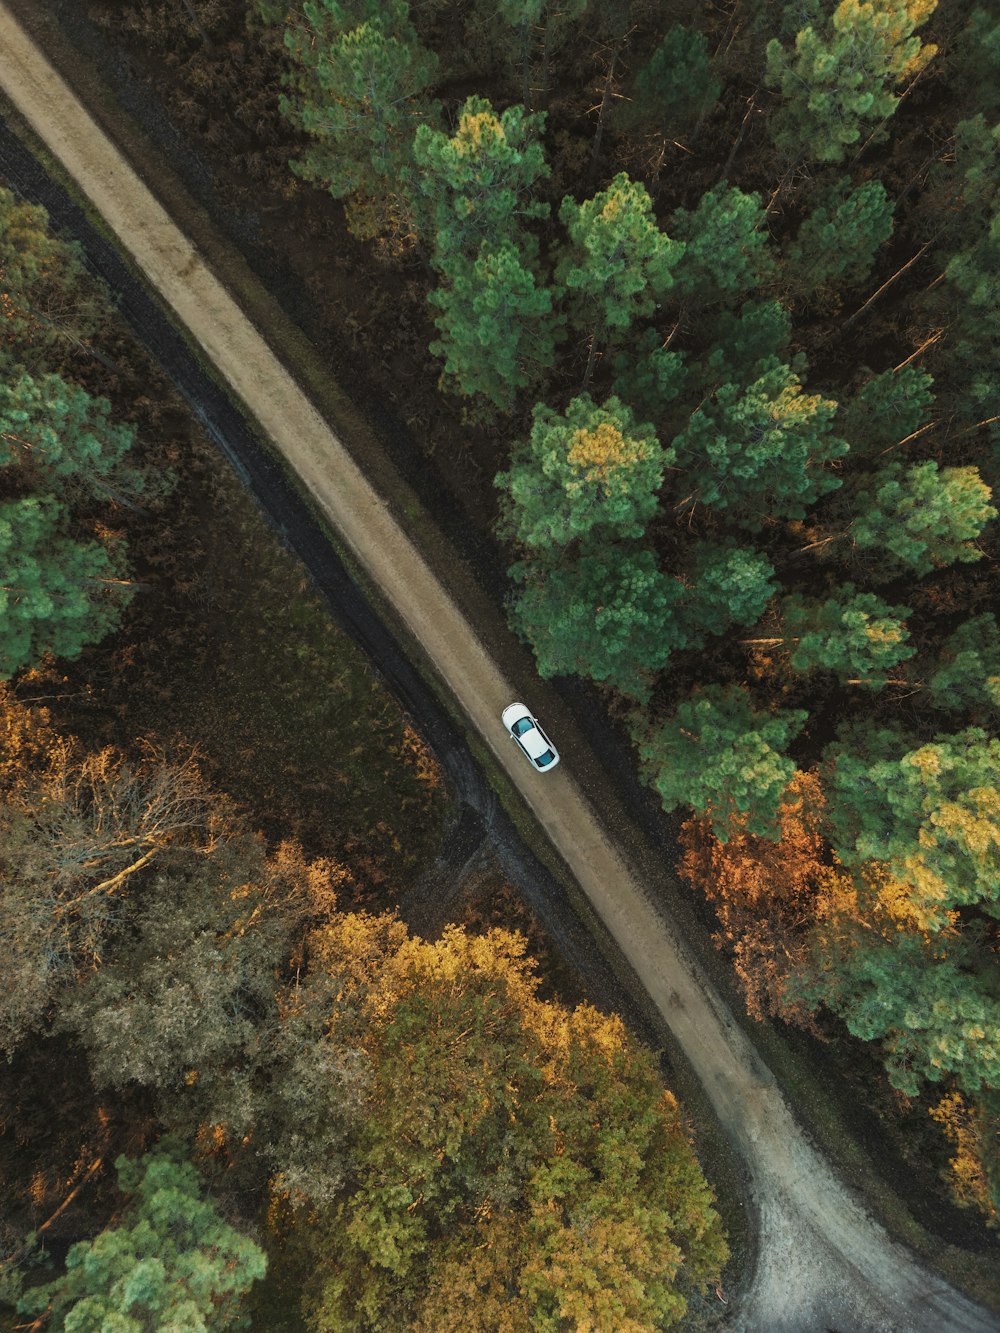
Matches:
[497,394,670,547]
[680,540,778,639]
[790,908,1000,1097]
[850,461,996,577]
[557,173,683,348]
[782,584,914,684]
[824,726,1000,926]
[673,362,846,523]
[18,1148,266,1331]
[765,0,937,164]
[0,370,155,507]
[412,96,550,261]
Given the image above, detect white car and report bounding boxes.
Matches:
[501,702,560,772]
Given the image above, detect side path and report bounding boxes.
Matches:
[0,11,994,1331]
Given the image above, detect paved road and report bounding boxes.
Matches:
[1,9,996,1329]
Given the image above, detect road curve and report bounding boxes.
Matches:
[1,10,996,1330]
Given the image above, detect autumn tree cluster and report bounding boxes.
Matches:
[0,690,726,1330]
[268,0,1000,1223]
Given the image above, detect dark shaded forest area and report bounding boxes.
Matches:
[1,0,999,1326]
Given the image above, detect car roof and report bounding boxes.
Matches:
[519,725,550,759]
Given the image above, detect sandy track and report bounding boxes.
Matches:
[1,9,996,1330]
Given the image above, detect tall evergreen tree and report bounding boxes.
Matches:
[0,370,152,507]
[630,25,720,134]
[783,177,895,294]
[611,329,687,424]
[428,242,560,409]
[670,185,774,306]
[0,496,131,679]
[673,362,846,524]
[282,0,439,240]
[765,0,937,164]
[929,614,1000,717]
[782,584,914,684]
[18,1148,266,1331]
[789,870,1000,1097]
[413,97,554,405]
[557,173,683,386]
[824,726,1000,927]
[837,365,934,457]
[411,97,550,261]
[497,394,669,547]
[510,546,687,698]
[637,685,807,840]
[850,461,996,577]
[680,540,778,639]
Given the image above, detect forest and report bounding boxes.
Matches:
[0,177,728,1328]
[1,0,999,1327]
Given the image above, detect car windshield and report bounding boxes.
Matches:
[536,750,555,766]
[512,717,534,736]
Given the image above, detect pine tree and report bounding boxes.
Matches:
[673,362,846,524]
[938,117,1000,432]
[782,584,914,684]
[557,173,683,386]
[510,546,687,698]
[0,187,104,369]
[611,328,687,423]
[411,97,550,262]
[929,615,1000,716]
[413,97,555,405]
[0,496,131,679]
[680,539,778,639]
[669,185,774,306]
[837,365,934,457]
[630,25,720,133]
[18,1149,266,1330]
[789,875,1000,1096]
[955,8,1000,120]
[0,370,153,507]
[428,243,560,409]
[637,685,807,840]
[850,461,996,577]
[783,177,895,294]
[765,0,937,164]
[701,299,794,383]
[496,394,669,547]
[824,726,1000,927]
[282,0,439,240]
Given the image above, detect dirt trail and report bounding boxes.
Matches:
[1,10,996,1329]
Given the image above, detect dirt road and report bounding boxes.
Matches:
[1,9,996,1329]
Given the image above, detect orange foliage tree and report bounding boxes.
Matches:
[678,769,830,1030]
